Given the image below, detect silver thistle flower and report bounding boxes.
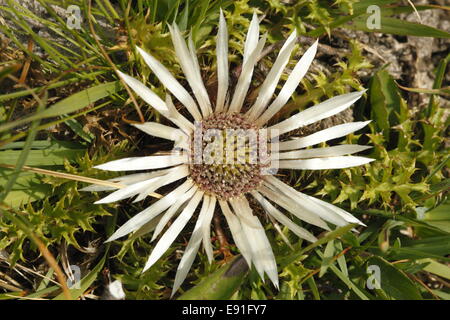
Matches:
[83,11,373,296]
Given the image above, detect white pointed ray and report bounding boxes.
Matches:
[278,156,374,170]
[264,175,352,227]
[306,195,365,226]
[219,200,253,267]
[151,186,198,241]
[95,165,189,204]
[270,218,293,249]
[215,9,229,113]
[117,70,168,113]
[273,145,372,160]
[95,176,161,204]
[132,122,186,142]
[246,30,298,121]
[136,46,202,121]
[133,185,160,203]
[80,171,169,192]
[243,12,260,64]
[133,165,190,202]
[131,215,163,239]
[169,24,212,118]
[256,40,318,126]
[227,33,267,113]
[111,171,169,184]
[228,199,262,276]
[269,90,367,137]
[132,191,151,203]
[229,198,259,228]
[143,190,204,272]
[244,217,279,288]
[80,185,118,192]
[130,169,183,203]
[106,180,194,242]
[171,195,214,296]
[251,191,317,242]
[187,34,201,85]
[187,33,212,117]
[202,196,217,263]
[94,154,189,171]
[164,94,195,133]
[258,184,330,230]
[230,197,279,287]
[274,121,371,151]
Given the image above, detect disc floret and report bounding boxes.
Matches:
[189,112,269,199]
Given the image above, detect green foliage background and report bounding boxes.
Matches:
[0,0,449,300]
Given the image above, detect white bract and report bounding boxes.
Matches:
[84,10,373,296]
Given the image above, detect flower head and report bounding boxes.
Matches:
[84,10,373,295]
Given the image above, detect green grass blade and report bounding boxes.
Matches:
[279,224,356,268]
[0,94,46,202]
[346,16,450,38]
[366,256,422,300]
[0,81,120,133]
[177,255,249,300]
